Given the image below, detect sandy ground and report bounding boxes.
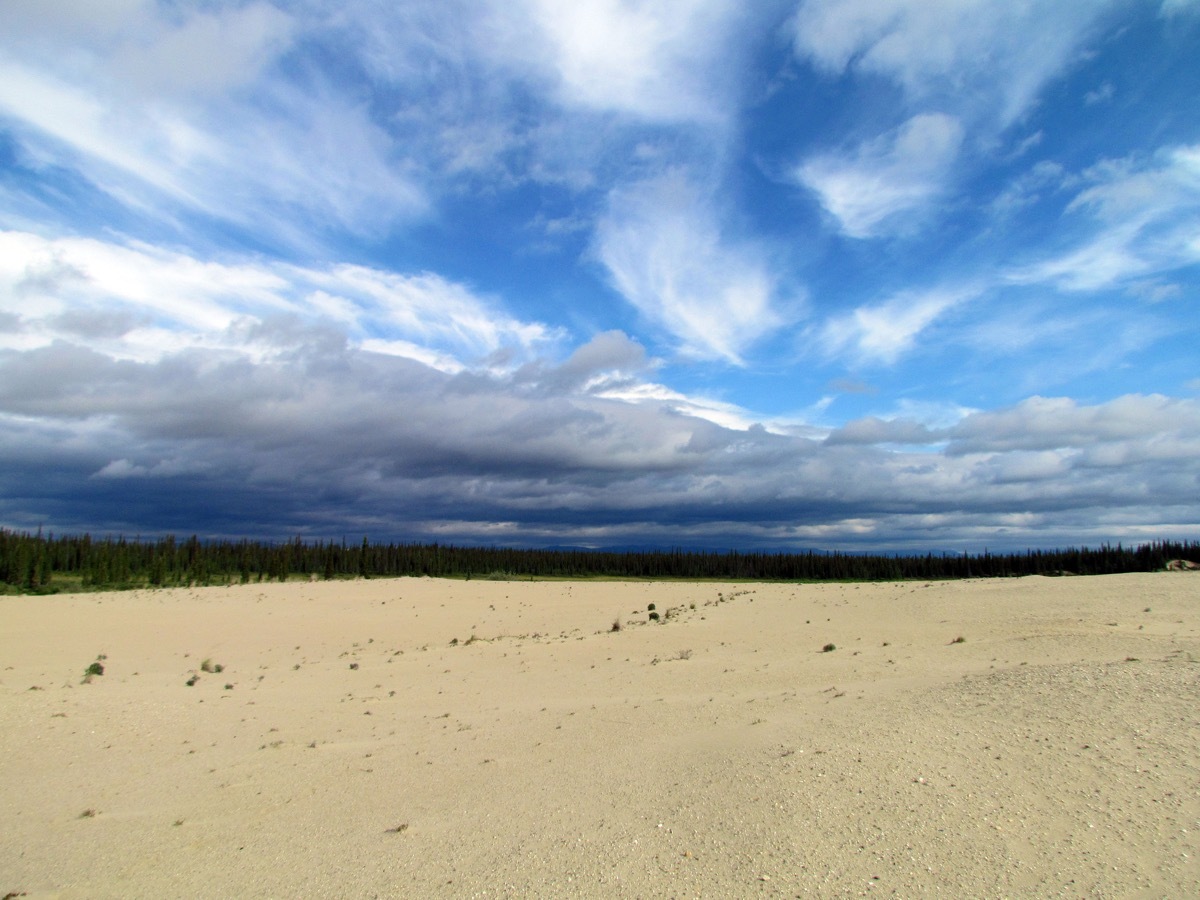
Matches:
[1,573,1198,898]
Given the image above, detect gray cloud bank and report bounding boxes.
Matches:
[2,322,1197,551]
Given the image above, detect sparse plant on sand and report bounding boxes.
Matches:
[611,618,622,632]
[822,643,836,653]
[82,655,106,683]
[647,603,656,612]
[950,636,966,644]
[649,611,660,622]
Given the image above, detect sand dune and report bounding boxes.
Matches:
[2,573,1198,898]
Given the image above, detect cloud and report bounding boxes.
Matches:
[1160,0,1200,16]
[594,171,787,363]
[0,231,556,366]
[495,0,744,124]
[4,250,1195,554]
[789,0,1129,243]
[818,283,976,365]
[0,5,426,248]
[945,394,1200,455]
[1,2,1197,552]
[825,416,938,446]
[1084,82,1115,106]
[107,4,294,98]
[790,0,1123,127]
[3,286,1197,550]
[796,113,964,238]
[1011,144,1200,291]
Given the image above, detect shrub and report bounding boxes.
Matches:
[611,618,622,632]
[822,643,836,653]
[649,611,660,622]
[85,661,104,677]
[647,603,656,612]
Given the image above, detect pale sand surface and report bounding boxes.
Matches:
[2,573,1198,898]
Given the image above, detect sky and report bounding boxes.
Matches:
[1,0,1199,553]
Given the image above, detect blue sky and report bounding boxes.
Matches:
[1,0,1199,551]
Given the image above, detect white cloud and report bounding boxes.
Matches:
[108,4,294,98]
[594,171,786,364]
[308,265,556,363]
[819,284,976,365]
[1084,82,1115,106]
[501,0,742,124]
[789,0,1130,244]
[0,59,208,205]
[0,0,149,45]
[791,0,1122,127]
[947,394,1200,454]
[0,231,555,366]
[796,113,964,238]
[1010,144,1200,291]
[0,7,426,247]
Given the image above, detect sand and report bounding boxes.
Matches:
[2,573,1198,898]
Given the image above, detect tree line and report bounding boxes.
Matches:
[2,529,1197,593]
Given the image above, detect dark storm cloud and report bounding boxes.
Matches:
[2,323,1198,549]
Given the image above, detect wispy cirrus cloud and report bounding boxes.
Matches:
[817,283,977,365]
[510,0,745,125]
[790,0,1122,127]
[0,3,425,248]
[789,0,1126,239]
[594,170,788,364]
[0,231,556,368]
[1010,144,1200,292]
[795,112,964,238]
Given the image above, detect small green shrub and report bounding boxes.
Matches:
[647,603,656,612]
[822,643,836,653]
[649,611,660,622]
[85,661,104,677]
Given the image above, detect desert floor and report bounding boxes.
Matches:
[2,573,1198,898]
